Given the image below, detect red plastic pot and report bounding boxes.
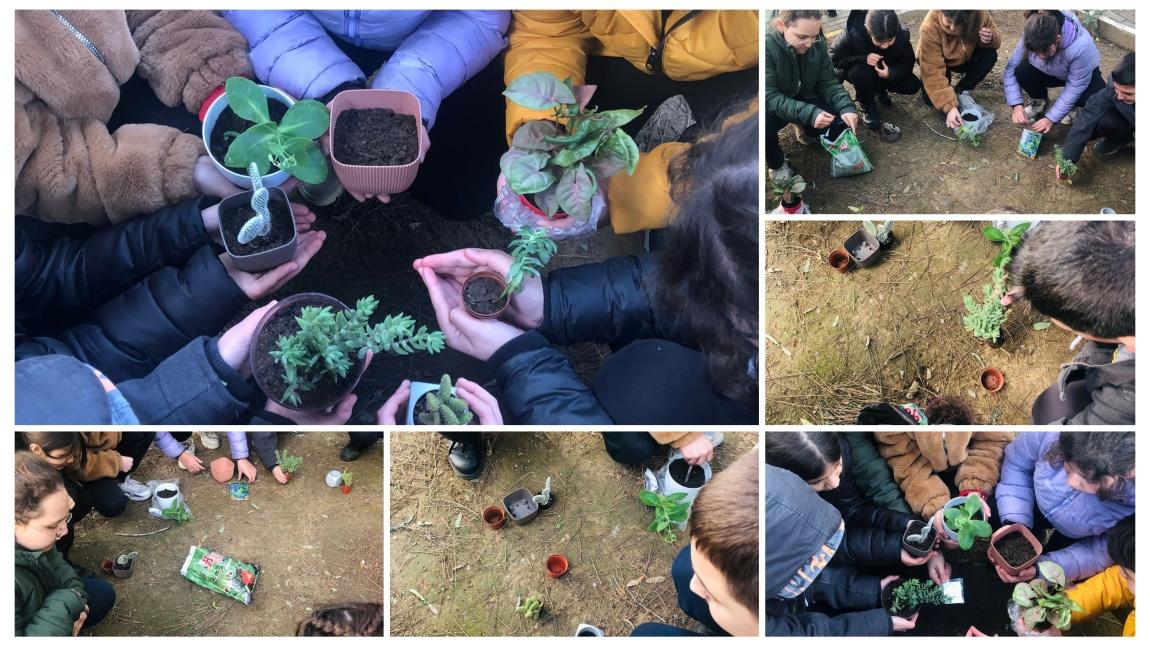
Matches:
[519,194,569,220]
[546,554,569,579]
[482,506,506,530]
[981,367,1005,392]
[341,484,352,495]
[828,248,851,273]
[988,523,1042,577]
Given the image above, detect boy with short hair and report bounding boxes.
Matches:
[1062,52,1135,166]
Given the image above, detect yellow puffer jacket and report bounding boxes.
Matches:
[1068,565,1136,636]
[504,10,758,234]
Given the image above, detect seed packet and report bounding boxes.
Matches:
[228,482,250,501]
[1018,129,1042,159]
[180,546,260,605]
[942,578,965,604]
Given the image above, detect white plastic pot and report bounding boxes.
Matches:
[405,380,460,425]
[325,470,343,488]
[150,482,184,513]
[660,451,712,529]
[202,83,296,189]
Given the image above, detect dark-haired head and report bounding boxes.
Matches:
[296,602,383,636]
[18,433,82,471]
[659,112,759,410]
[939,10,977,38]
[865,10,901,45]
[775,11,824,54]
[1107,515,1135,573]
[1011,221,1134,339]
[1113,52,1135,104]
[924,397,973,425]
[1023,11,1066,59]
[1045,432,1135,501]
[763,432,842,491]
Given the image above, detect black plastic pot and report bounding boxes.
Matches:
[881,578,921,619]
[902,520,939,558]
[503,487,540,526]
[845,229,882,267]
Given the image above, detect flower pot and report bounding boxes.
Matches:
[111,551,138,579]
[153,483,183,510]
[282,472,292,483]
[661,452,712,530]
[546,554,569,579]
[405,380,477,425]
[503,487,540,526]
[211,457,236,483]
[329,89,424,196]
[250,293,368,412]
[341,484,352,494]
[845,229,882,267]
[493,174,606,239]
[483,505,506,530]
[941,495,987,541]
[902,520,939,558]
[828,248,851,273]
[981,367,1005,393]
[462,271,510,319]
[101,559,115,576]
[881,578,921,619]
[988,524,1042,576]
[203,83,295,189]
[218,187,298,273]
[325,470,343,488]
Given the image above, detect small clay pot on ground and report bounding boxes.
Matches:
[341,484,352,494]
[902,520,939,558]
[329,89,424,195]
[880,578,920,619]
[218,187,297,273]
[988,524,1042,576]
[845,229,882,267]
[462,271,509,319]
[828,248,851,273]
[250,293,368,412]
[981,367,1005,393]
[203,87,293,188]
[483,506,506,530]
[211,457,236,483]
[503,487,540,526]
[546,554,569,579]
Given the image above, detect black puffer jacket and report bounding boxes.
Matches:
[829,10,917,83]
[15,198,247,382]
[822,437,915,566]
[1062,73,1136,163]
[487,254,755,425]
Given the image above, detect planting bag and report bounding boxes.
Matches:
[147,479,193,522]
[819,129,873,178]
[180,546,261,605]
[955,92,995,137]
[493,183,604,240]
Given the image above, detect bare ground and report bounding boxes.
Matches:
[71,432,383,636]
[388,431,758,636]
[772,10,1135,214]
[765,220,1077,424]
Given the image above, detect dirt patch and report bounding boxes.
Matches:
[389,431,757,636]
[71,432,382,636]
[765,220,1076,424]
[333,108,418,166]
[772,10,1134,214]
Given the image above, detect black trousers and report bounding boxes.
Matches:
[1031,373,1093,424]
[57,473,89,558]
[440,431,481,444]
[764,98,848,171]
[602,432,660,466]
[921,46,999,109]
[76,431,156,519]
[1013,60,1106,108]
[1082,107,1136,148]
[842,64,923,107]
[346,431,383,449]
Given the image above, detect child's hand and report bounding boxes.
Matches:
[891,612,919,632]
[842,112,859,134]
[455,378,503,425]
[966,626,991,637]
[236,458,258,483]
[376,380,411,425]
[417,265,525,361]
[901,548,935,566]
[120,455,134,474]
[178,451,205,474]
[866,53,884,67]
[272,465,289,484]
[946,108,963,129]
[875,59,890,79]
[1031,117,1054,134]
[979,27,994,44]
[414,249,545,331]
[72,609,88,636]
[680,435,715,465]
[927,553,952,584]
[813,111,835,129]
[1012,105,1031,126]
[217,301,278,378]
[219,229,326,300]
[995,563,1036,583]
[194,156,241,199]
[266,392,359,426]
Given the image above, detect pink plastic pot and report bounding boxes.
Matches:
[329,89,425,196]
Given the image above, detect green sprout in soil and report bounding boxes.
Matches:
[275,449,302,474]
[1054,145,1078,183]
[161,501,193,524]
[956,124,982,147]
[963,223,1031,344]
[889,578,950,614]
[418,374,474,425]
[943,494,993,550]
[503,227,557,298]
[340,470,353,487]
[1013,561,1083,631]
[639,490,690,544]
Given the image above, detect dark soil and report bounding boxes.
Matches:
[897,536,1018,636]
[253,298,362,410]
[668,459,706,488]
[333,108,418,166]
[464,275,508,315]
[903,520,937,553]
[210,100,289,172]
[156,489,176,499]
[995,532,1038,568]
[221,192,295,255]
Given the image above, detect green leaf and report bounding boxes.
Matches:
[971,519,993,538]
[1022,605,1048,629]
[656,518,669,532]
[600,128,639,176]
[639,490,661,507]
[511,120,562,151]
[983,226,1007,242]
[666,492,689,503]
[279,99,330,139]
[555,164,597,221]
[1013,582,1037,606]
[1033,321,1052,330]
[500,150,555,195]
[648,518,660,532]
[552,131,607,167]
[1038,560,1067,587]
[588,108,644,131]
[503,72,577,111]
[281,137,328,183]
[958,525,975,550]
[1010,222,1032,237]
[225,76,270,124]
[224,121,278,173]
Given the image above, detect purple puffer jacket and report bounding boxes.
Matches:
[223,10,509,128]
[1003,11,1101,123]
[995,432,1134,583]
[155,432,249,460]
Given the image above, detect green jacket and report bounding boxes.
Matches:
[15,546,87,636]
[843,432,911,513]
[764,28,857,126]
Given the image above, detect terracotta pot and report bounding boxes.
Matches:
[828,248,851,273]
[341,484,352,495]
[981,367,1005,393]
[462,271,510,319]
[482,506,506,530]
[546,554,569,579]
[988,524,1043,576]
[329,89,424,195]
[211,457,236,483]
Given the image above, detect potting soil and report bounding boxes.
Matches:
[180,545,261,605]
[668,459,706,488]
[209,101,289,171]
[995,533,1037,568]
[221,198,294,255]
[333,108,418,166]
[463,276,507,315]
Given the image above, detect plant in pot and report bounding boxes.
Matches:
[882,578,950,618]
[639,490,690,544]
[1012,561,1082,633]
[218,163,299,273]
[463,226,557,319]
[989,524,1043,576]
[962,222,1031,346]
[956,123,983,148]
[1054,145,1078,183]
[253,293,445,411]
[942,494,993,550]
[329,88,424,196]
[863,220,895,246]
[771,172,807,212]
[340,470,353,494]
[902,520,939,558]
[406,374,475,425]
[500,71,643,226]
[274,449,303,482]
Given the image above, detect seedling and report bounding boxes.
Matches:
[1013,561,1083,631]
[221,77,330,183]
[889,578,950,614]
[963,223,1031,344]
[161,501,193,524]
[771,173,807,196]
[863,220,894,245]
[515,595,543,620]
[639,490,690,544]
[1054,145,1078,183]
[956,124,982,148]
[943,494,992,550]
[275,449,303,474]
[340,470,353,487]
[417,374,474,425]
[503,227,557,298]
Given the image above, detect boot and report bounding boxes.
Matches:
[1094,136,1132,155]
[1023,97,1048,121]
[340,442,366,462]
[447,441,483,480]
[858,102,881,130]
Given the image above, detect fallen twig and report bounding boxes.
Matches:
[114,527,171,537]
[922,121,958,141]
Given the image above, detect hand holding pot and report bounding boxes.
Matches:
[218,300,278,378]
[376,380,411,425]
[194,155,242,199]
[418,266,524,361]
[414,249,544,330]
[455,377,503,425]
[322,116,430,205]
[901,548,935,567]
[266,392,358,426]
[891,612,919,632]
[219,229,326,300]
[995,562,1036,584]
[272,465,289,484]
[201,201,316,245]
[680,435,715,465]
[946,107,963,129]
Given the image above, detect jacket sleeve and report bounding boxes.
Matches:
[842,433,913,514]
[222,10,363,100]
[248,432,279,468]
[74,433,125,481]
[374,11,509,129]
[885,33,917,83]
[803,565,884,611]
[917,23,959,113]
[648,431,703,448]
[538,254,659,347]
[828,32,868,74]
[830,471,915,534]
[487,331,615,424]
[1040,533,1111,584]
[874,432,951,518]
[994,432,1045,527]
[117,337,254,425]
[155,432,188,459]
[126,10,254,114]
[1002,38,1027,108]
[503,10,594,139]
[1061,85,1114,162]
[16,101,202,225]
[18,549,88,637]
[830,526,902,566]
[1057,343,1135,426]
[1046,40,1101,123]
[954,432,1012,496]
[225,431,250,460]
[815,49,857,116]
[1068,566,1134,625]
[767,609,891,636]
[764,46,820,125]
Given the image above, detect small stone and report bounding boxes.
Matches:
[906,381,921,398]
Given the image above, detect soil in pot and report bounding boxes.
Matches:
[995,532,1038,568]
[881,580,920,619]
[464,276,508,316]
[483,506,506,529]
[333,108,418,166]
[669,459,707,488]
[253,298,362,410]
[210,100,289,172]
[220,193,295,255]
[411,391,479,426]
[902,520,938,556]
[156,489,177,499]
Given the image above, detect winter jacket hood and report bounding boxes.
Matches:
[766,464,844,599]
[1004,11,1101,122]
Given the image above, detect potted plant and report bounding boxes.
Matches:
[463,226,557,319]
[545,554,569,579]
[989,524,1042,577]
[882,578,950,618]
[329,89,424,196]
[515,594,543,620]
[482,505,506,530]
[844,227,882,267]
[902,519,939,558]
[340,470,353,494]
[981,367,1006,392]
[1054,145,1078,183]
[864,220,895,246]
[828,248,851,273]
[942,494,993,550]
[503,487,540,526]
[956,123,983,148]
[217,166,297,273]
[963,223,1031,347]
[275,449,303,482]
[251,293,445,412]
[639,490,690,544]
[500,71,643,226]
[203,77,329,188]
[1012,561,1083,633]
[406,374,475,425]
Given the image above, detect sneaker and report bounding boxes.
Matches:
[877,89,893,107]
[791,123,816,146]
[858,103,881,130]
[119,478,152,502]
[1023,97,1048,121]
[1094,136,1132,156]
[575,624,606,637]
[769,160,795,185]
[197,431,220,450]
[1059,107,1080,126]
[447,441,483,480]
[176,439,195,471]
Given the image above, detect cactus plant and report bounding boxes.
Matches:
[417,374,474,425]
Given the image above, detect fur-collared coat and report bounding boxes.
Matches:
[15,10,252,225]
[874,431,1014,518]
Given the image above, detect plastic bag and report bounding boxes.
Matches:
[147,479,192,522]
[819,129,874,178]
[492,182,605,241]
[955,92,995,137]
[180,546,260,605]
[643,450,713,529]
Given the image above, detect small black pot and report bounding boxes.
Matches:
[881,578,921,619]
[902,520,939,558]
